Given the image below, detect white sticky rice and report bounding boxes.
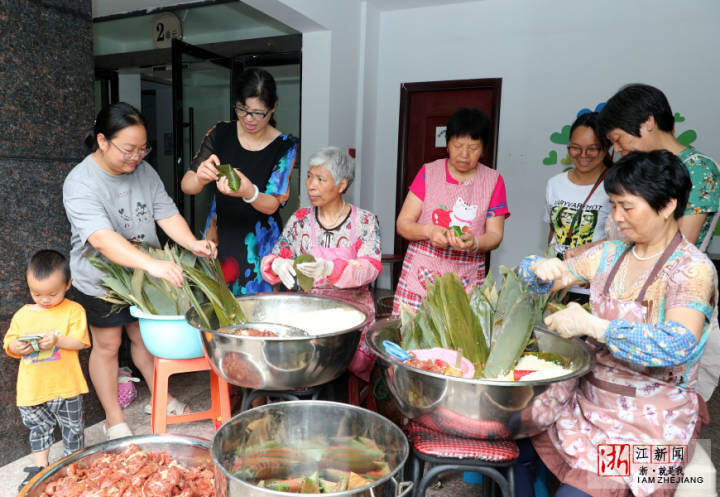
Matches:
[491,355,572,381]
[271,308,366,335]
[512,355,572,381]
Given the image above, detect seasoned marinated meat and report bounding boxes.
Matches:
[42,444,214,497]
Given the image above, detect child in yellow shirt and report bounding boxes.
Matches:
[4,250,90,491]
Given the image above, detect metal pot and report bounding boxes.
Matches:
[368,318,593,439]
[186,293,371,390]
[213,400,412,497]
[18,434,212,496]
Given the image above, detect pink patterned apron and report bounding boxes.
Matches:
[534,232,700,497]
[307,205,377,382]
[393,159,498,312]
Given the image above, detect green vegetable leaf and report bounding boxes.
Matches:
[294,254,316,291]
[469,286,494,350]
[216,164,242,192]
[483,289,537,378]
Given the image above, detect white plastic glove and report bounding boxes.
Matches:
[530,257,576,287]
[544,302,609,341]
[271,258,296,290]
[296,258,334,280]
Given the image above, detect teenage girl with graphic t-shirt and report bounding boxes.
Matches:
[545,113,612,256]
[392,108,509,314]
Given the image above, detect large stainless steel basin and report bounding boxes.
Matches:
[213,400,411,497]
[368,318,593,439]
[186,293,371,390]
[18,434,212,496]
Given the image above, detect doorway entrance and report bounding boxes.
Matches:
[393,78,503,289]
[93,5,301,237]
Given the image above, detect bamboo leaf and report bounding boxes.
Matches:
[143,281,179,315]
[470,286,494,352]
[399,305,419,349]
[479,270,499,309]
[483,290,537,378]
[216,163,242,192]
[131,268,145,307]
[491,266,523,344]
[438,273,479,362]
[183,265,246,325]
[184,283,213,329]
[294,254,316,291]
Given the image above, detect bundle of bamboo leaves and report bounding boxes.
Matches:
[87,244,246,328]
[400,268,564,379]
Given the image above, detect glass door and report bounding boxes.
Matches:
[172,39,232,236]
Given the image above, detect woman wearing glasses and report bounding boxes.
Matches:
[181,67,298,295]
[546,112,612,259]
[63,102,216,439]
[544,113,612,303]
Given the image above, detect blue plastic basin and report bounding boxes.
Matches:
[129,306,204,359]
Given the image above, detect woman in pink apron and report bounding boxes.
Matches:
[392,107,509,314]
[260,147,382,383]
[518,150,717,497]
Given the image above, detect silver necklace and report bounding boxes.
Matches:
[631,245,664,261]
[321,201,346,228]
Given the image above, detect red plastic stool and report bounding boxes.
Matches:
[404,422,519,497]
[150,356,232,434]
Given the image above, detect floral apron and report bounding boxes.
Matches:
[307,205,376,382]
[535,232,700,497]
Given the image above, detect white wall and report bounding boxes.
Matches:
[364,0,720,276]
[243,0,364,205]
[242,0,720,284]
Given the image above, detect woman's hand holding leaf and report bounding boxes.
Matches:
[196,155,220,185]
[296,258,333,280]
[531,257,575,287]
[446,227,475,251]
[187,239,217,259]
[217,166,252,197]
[544,302,608,341]
[272,258,296,289]
[145,259,184,288]
[427,225,449,249]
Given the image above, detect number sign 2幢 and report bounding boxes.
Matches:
[153,12,182,49]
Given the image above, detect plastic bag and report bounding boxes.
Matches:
[118,366,140,408]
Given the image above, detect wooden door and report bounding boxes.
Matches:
[392,78,502,289]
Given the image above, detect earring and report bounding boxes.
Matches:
[664,215,669,221]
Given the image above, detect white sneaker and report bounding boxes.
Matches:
[102,422,133,440]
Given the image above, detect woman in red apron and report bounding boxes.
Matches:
[260,147,382,382]
[392,107,509,314]
[518,150,717,497]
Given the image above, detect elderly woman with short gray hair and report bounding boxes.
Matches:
[261,146,382,382]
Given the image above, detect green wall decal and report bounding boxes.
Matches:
[543,150,558,165]
[550,125,571,145]
[542,104,699,169]
[677,129,697,148]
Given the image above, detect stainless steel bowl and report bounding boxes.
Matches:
[368,318,593,439]
[186,293,371,390]
[213,400,411,497]
[18,434,212,496]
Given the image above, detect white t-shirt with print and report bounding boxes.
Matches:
[544,171,611,257]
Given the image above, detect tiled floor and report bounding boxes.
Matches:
[3,370,718,497]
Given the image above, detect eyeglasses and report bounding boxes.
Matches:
[567,145,603,158]
[109,140,151,160]
[233,105,270,120]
